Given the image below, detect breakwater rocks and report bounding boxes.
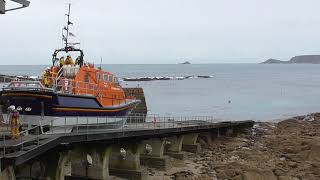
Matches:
[0,74,213,83]
[123,75,213,82]
[140,113,320,180]
[0,74,39,83]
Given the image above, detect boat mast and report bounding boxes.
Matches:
[64,3,71,48]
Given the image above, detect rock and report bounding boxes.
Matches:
[278,176,300,180]
[180,61,191,64]
[233,175,243,180]
[288,162,298,168]
[273,169,286,176]
[243,169,277,180]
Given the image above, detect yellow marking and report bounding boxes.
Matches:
[2,93,52,99]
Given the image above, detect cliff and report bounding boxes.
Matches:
[262,55,320,64]
[289,55,320,64]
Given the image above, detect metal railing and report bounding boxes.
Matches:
[0,75,15,83]
[0,114,224,157]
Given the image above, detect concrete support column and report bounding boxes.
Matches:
[210,128,220,139]
[199,132,214,149]
[164,135,186,160]
[182,133,201,153]
[69,146,112,180]
[140,138,172,170]
[109,143,147,180]
[70,148,88,178]
[45,151,71,180]
[1,166,15,180]
[226,127,234,136]
[16,152,69,180]
[87,146,112,180]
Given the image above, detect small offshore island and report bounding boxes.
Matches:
[261,55,320,64]
[180,61,191,64]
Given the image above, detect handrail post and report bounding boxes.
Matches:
[37,130,39,145]
[172,117,174,128]
[122,117,124,135]
[64,117,67,133]
[86,117,89,135]
[106,117,108,129]
[76,116,79,134]
[96,117,99,129]
[20,133,23,151]
[51,119,53,134]
[3,134,5,157]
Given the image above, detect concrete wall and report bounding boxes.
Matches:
[123,88,147,122]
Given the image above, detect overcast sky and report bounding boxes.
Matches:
[1,0,320,64]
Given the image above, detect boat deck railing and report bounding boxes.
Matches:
[2,81,53,92]
[0,114,237,158]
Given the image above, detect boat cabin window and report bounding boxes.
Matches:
[97,72,101,82]
[109,75,113,82]
[114,77,119,85]
[84,73,89,83]
[103,74,108,82]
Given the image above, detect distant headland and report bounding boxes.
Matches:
[261,55,320,64]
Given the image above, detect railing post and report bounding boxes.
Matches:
[86,117,89,135]
[136,116,138,129]
[20,133,23,151]
[76,116,79,133]
[96,117,99,129]
[64,117,67,133]
[122,117,124,135]
[51,119,53,134]
[37,131,39,145]
[172,117,174,128]
[3,134,5,157]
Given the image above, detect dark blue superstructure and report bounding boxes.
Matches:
[0,90,139,117]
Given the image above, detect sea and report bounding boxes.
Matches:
[1,64,320,121]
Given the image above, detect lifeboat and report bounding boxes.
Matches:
[0,5,140,129]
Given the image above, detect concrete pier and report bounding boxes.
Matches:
[87,147,112,179]
[109,143,147,180]
[1,166,15,180]
[140,138,172,171]
[182,133,201,153]
[164,135,186,160]
[68,146,112,179]
[0,119,254,180]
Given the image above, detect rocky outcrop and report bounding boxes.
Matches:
[180,61,191,64]
[261,59,287,64]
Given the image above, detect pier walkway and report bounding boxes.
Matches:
[0,115,254,180]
